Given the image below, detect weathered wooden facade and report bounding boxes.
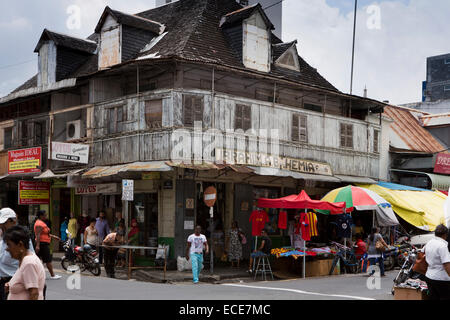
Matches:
[0,0,389,258]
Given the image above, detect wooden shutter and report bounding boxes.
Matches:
[374,129,379,153]
[291,114,299,142]
[193,97,203,123]
[235,104,243,130]
[243,105,251,131]
[347,124,353,148]
[299,115,308,142]
[183,95,194,127]
[145,100,163,129]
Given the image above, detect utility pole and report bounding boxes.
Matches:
[350,0,358,95]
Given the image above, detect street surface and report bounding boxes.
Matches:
[46,267,396,300]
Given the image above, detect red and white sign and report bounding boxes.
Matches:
[18,181,50,205]
[434,153,450,175]
[8,147,42,175]
[203,186,217,208]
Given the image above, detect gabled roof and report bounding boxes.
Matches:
[420,112,450,127]
[219,3,274,30]
[273,41,297,61]
[95,6,165,34]
[34,29,97,54]
[384,105,445,153]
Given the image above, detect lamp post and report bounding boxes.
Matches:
[350,0,358,95]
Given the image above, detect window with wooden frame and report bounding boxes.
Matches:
[340,123,353,149]
[3,127,13,149]
[34,121,46,145]
[373,129,380,153]
[19,120,29,147]
[235,104,252,131]
[183,95,203,127]
[145,99,163,129]
[106,106,126,134]
[291,114,308,143]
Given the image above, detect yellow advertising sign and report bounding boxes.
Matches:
[9,159,40,171]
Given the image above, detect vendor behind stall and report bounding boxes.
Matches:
[248,229,272,274]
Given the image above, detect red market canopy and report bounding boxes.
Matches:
[257,190,353,214]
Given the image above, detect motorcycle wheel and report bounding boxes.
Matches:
[394,271,409,285]
[90,264,101,276]
[61,256,77,271]
[384,256,395,271]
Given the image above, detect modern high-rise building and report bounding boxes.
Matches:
[155,0,283,38]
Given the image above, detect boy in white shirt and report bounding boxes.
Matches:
[186,226,209,284]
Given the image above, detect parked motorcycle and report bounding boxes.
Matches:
[61,237,101,276]
[391,246,423,294]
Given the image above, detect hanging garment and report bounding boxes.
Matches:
[249,210,269,236]
[307,212,318,237]
[336,214,353,238]
[300,212,311,241]
[278,211,288,230]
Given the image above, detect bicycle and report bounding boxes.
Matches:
[329,242,359,275]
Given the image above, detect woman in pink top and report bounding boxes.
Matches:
[4,225,45,300]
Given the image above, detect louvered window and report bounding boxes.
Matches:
[235,104,252,131]
[183,95,203,127]
[292,114,308,143]
[340,123,354,149]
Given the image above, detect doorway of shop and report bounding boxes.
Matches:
[131,193,158,260]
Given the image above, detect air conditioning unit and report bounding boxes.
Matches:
[66,120,82,141]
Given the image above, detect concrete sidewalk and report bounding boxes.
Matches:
[52,252,251,283]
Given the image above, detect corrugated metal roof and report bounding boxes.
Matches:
[83,162,172,179]
[384,106,445,153]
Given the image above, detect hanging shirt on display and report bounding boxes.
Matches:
[336,214,353,238]
[278,211,287,230]
[306,212,318,238]
[249,210,269,236]
[300,213,311,241]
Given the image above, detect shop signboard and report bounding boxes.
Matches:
[18,180,50,205]
[75,183,118,195]
[142,172,161,180]
[8,147,42,175]
[434,153,450,175]
[215,148,333,176]
[122,180,134,201]
[51,142,89,164]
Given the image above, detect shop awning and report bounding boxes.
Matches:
[334,175,377,184]
[358,182,448,231]
[83,161,172,179]
[258,190,350,214]
[390,169,450,191]
[248,166,341,182]
[34,169,84,179]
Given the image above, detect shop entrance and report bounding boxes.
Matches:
[131,193,158,255]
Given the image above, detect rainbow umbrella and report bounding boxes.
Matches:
[319,185,399,226]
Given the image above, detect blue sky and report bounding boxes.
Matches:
[0,0,449,105]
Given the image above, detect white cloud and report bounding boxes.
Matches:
[283,0,450,105]
[0,17,32,30]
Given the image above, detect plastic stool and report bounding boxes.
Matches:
[254,254,274,281]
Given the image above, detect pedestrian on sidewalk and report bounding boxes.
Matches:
[423,224,450,300]
[84,218,98,250]
[3,225,46,300]
[362,227,389,276]
[226,221,243,268]
[34,210,61,280]
[0,208,36,300]
[78,211,90,246]
[95,211,110,264]
[102,232,124,278]
[67,212,78,246]
[186,226,209,284]
[60,217,69,242]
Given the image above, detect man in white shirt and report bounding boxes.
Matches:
[424,224,450,300]
[186,226,209,284]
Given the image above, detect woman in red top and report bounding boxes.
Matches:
[34,211,61,280]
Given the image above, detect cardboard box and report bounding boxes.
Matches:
[394,287,428,300]
[306,259,335,277]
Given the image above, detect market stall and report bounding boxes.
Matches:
[257,190,351,278]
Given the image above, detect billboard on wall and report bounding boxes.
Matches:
[8,147,42,175]
[18,180,50,205]
[434,153,450,175]
[51,142,89,164]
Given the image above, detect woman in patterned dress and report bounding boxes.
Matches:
[227,221,243,268]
